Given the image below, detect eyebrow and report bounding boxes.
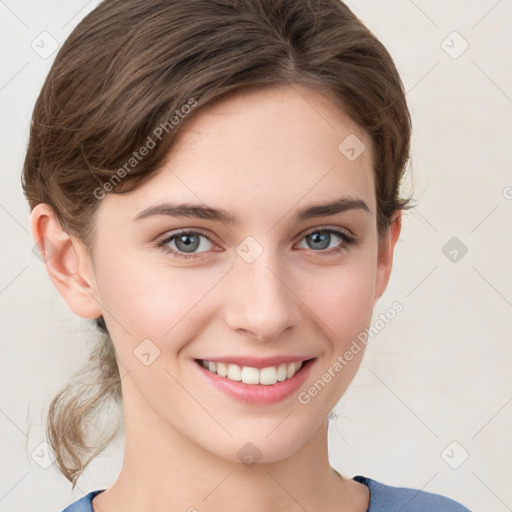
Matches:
[133,196,370,224]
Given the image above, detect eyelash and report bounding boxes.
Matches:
[155,226,356,260]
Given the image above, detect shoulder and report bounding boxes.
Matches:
[353,476,472,512]
[61,490,105,512]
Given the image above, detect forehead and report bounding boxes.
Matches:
[99,84,375,225]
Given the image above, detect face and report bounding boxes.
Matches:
[82,84,396,463]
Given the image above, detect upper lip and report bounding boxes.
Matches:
[196,355,316,369]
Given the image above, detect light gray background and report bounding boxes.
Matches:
[1,1,511,511]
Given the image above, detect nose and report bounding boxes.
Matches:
[223,250,302,342]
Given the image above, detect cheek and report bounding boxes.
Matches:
[94,238,377,366]
[298,256,377,349]
[93,249,224,359]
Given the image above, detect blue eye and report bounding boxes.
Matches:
[296,227,355,255]
[157,230,215,259]
[156,227,355,260]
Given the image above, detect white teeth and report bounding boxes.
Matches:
[216,362,227,377]
[227,364,242,381]
[199,359,305,385]
[241,366,260,384]
[260,366,277,385]
[277,363,288,381]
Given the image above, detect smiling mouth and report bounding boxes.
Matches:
[195,358,315,385]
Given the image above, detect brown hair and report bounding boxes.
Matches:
[22,0,414,487]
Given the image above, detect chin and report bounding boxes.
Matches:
[197,422,318,466]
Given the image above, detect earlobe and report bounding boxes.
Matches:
[373,211,402,306]
[30,203,102,319]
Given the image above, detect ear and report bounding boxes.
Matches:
[30,203,102,319]
[373,210,402,305]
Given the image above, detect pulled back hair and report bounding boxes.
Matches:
[22,0,414,487]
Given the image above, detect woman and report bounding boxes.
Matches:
[22,0,472,510]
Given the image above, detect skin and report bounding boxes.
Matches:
[32,84,401,512]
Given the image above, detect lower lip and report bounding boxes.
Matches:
[194,358,316,405]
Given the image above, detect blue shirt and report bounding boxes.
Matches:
[61,475,472,511]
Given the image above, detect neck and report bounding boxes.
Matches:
[92,376,368,512]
